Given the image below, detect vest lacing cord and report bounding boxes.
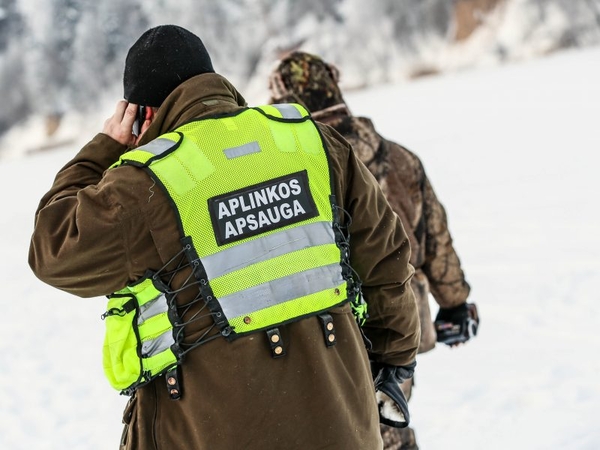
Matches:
[151,246,223,356]
[145,246,225,399]
[331,204,372,350]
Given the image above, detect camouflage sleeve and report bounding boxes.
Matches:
[422,176,471,308]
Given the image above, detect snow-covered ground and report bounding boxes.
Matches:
[1,45,599,449]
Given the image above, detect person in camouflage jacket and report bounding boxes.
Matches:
[269,51,476,450]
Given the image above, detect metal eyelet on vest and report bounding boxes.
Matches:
[221,326,233,337]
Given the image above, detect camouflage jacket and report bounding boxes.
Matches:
[315,105,471,353]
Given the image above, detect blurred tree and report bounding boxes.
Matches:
[70,0,148,109]
[0,0,28,134]
[382,0,453,49]
[27,0,82,117]
[2,0,600,141]
[554,0,600,47]
[0,0,24,51]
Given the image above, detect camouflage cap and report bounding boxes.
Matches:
[269,51,346,113]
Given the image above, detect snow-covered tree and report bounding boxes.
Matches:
[1,0,600,140]
[0,0,28,134]
[0,0,24,51]
[69,0,148,109]
[25,0,82,116]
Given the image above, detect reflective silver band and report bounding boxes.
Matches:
[139,138,176,156]
[272,103,303,119]
[218,263,344,319]
[202,221,336,279]
[137,294,169,326]
[141,330,175,357]
[223,141,261,159]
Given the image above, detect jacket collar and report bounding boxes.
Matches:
[137,73,247,146]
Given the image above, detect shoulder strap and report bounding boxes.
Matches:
[110,132,182,169]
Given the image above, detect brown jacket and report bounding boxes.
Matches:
[29,74,419,450]
[316,106,470,353]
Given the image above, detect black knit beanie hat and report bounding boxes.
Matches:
[124,25,215,107]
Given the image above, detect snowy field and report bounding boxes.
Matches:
[1,45,599,449]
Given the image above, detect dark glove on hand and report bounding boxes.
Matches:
[435,302,479,346]
[372,361,416,428]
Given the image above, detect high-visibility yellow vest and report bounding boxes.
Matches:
[102,104,364,394]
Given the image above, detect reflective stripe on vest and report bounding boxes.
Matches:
[270,103,304,119]
[201,221,335,279]
[114,103,350,339]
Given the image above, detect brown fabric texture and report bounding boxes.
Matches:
[29,73,420,450]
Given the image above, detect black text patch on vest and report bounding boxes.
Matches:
[209,171,318,246]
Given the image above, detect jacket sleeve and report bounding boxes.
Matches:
[320,124,420,367]
[422,176,471,308]
[28,133,138,297]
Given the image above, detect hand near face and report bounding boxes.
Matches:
[103,101,138,146]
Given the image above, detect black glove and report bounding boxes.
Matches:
[434,302,479,346]
[371,361,416,428]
